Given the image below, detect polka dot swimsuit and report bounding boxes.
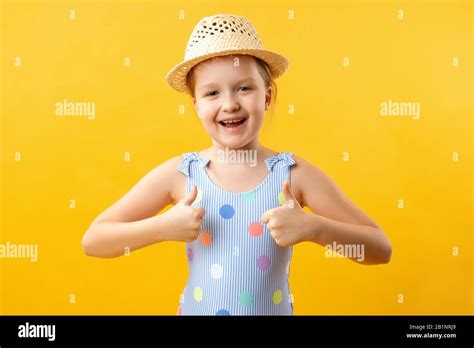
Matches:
[176,151,296,315]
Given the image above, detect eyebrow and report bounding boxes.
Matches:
[198,77,257,91]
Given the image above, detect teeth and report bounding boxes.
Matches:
[222,118,244,124]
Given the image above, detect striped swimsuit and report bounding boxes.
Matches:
[176,151,296,315]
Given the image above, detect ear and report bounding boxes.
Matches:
[264,86,272,111]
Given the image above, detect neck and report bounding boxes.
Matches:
[205,139,267,166]
[211,137,263,152]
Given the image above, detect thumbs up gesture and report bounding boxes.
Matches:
[160,185,205,242]
[261,181,309,247]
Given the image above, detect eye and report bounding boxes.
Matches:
[206,90,218,97]
[238,86,250,92]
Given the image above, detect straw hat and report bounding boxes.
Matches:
[165,14,290,94]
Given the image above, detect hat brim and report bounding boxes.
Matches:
[164,49,289,94]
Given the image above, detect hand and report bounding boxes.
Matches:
[159,185,205,242]
[261,181,311,247]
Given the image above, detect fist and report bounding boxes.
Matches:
[161,185,205,242]
[261,181,309,247]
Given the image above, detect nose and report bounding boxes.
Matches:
[221,93,240,113]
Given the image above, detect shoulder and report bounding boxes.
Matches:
[150,154,184,176]
[289,153,383,229]
[289,153,328,208]
[148,154,188,205]
[290,153,322,175]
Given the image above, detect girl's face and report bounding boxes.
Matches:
[191,55,272,150]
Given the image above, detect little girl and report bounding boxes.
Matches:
[82,14,392,316]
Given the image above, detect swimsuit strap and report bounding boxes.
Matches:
[264,151,296,172]
[178,151,296,177]
[178,152,210,177]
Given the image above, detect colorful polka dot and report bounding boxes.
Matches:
[193,287,203,302]
[248,222,263,237]
[241,190,256,201]
[277,192,286,205]
[273,290,283,304]
[210,263,223,279]
[187,247,193,262]
[200,232,212,247]
[216,309,230,315]
[219,204,235,219]
[239,292,254,307]
[257,255,270,270]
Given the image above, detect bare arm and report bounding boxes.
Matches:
[292,156,392,265]
[82,217,168,258]
[81,155,196,258]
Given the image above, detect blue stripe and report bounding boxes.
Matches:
[178,151,295,315]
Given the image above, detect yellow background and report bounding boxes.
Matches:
[0,0,472,315]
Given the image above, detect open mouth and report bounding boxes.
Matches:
[218,117,247,128]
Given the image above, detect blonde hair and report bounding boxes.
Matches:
[186,55,277,116]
